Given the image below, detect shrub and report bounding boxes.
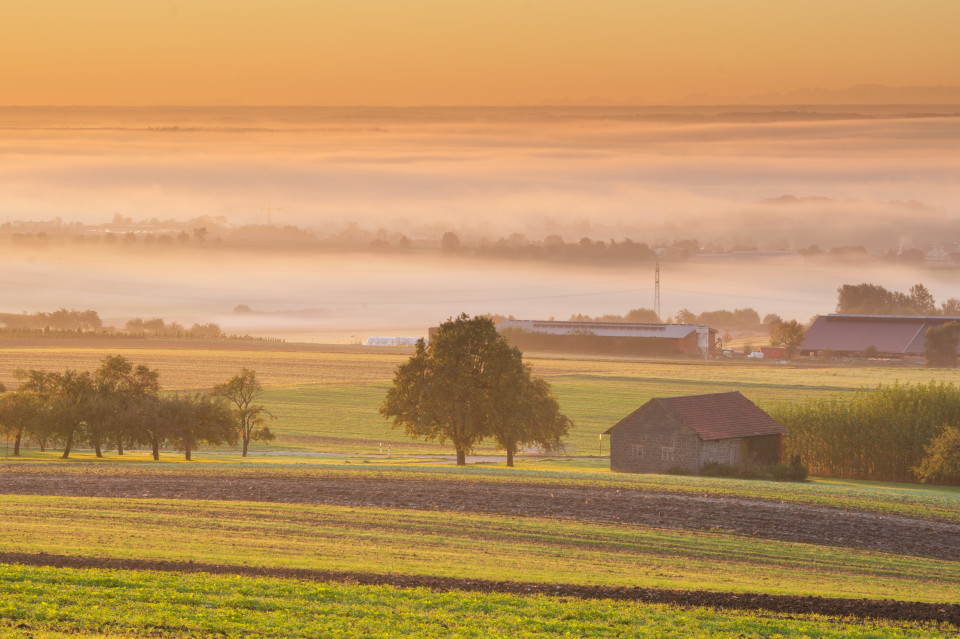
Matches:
[700,461,739,478]
[700,461,808,482]
[913,426,960,484]
[665,465,693,476]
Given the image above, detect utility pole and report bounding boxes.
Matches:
[654,258,661,321]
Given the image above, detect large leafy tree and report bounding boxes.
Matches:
[909,284,937,315]
[381,314,571,466]
[45,370,95,459]
[88,355,132,458]
[487,371,570,467]
[0,391,42,456]
[213,368,274,456]
[769,319,806,359]
[925,321,960,368]
[162,393,236,461]
[115,362,161,455]
[86,356,162,457]
[126,395,165,461]
[13,369,57,452]
[16,368,94,458]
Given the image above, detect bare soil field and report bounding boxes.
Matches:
[1,551,956,626]
[2,470,957,561]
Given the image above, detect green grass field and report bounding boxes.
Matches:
[3,564,949,639]
[3,343,959,635]
[3,343,951,457]
[2,494,955,602]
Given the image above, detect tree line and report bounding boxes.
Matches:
[0,309,222,339]
[0,309,281,343]
[837,283,960,316]
[0,358,274,460]
[676,308,762,332]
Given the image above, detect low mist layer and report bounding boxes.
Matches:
[1,106,959,251]
[2,246,957,342]
[3,106,958,340]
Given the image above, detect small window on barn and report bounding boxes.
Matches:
[661,446,674,462]
[630,443,643,458]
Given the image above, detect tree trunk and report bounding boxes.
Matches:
[117,434,124,456]
[242,437,249,457]
[151,436,160,461]
[13,433,21,457]
[506,447,514,468]
[62,431,73,459]
[94,440,103,458]
[39,436,46,453]
[185,441,191,461]
[456,448,466,466]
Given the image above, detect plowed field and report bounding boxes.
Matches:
[2,470,957,561]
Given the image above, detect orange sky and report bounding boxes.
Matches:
[3,0,959,106]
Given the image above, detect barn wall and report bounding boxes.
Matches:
[676,332,699,356]
[609,404,699,473]
[697,437,743,469]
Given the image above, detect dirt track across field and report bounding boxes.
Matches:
[2,551,957,626]
[2,470,958,561]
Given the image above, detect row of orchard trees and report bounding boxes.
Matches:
[0,357,274,460]
[772,382,960,483]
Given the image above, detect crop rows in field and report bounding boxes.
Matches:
[3,563,954,638]
[1,483,958,604]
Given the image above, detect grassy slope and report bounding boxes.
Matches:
[3,344,954,456]
[2,564,949,639]
[1,494,957,603]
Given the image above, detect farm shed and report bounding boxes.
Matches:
[801,314,960,358]
[604,391,786,474]
[497,319,717,356]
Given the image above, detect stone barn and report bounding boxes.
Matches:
[604,391,786,474]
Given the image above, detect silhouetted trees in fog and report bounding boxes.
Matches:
[0,309,283,343]
[836,283,960,316]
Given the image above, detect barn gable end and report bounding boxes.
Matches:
[605,392,786,474]
[607,402,701,474]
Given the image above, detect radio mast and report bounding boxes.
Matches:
[654,257,661,321]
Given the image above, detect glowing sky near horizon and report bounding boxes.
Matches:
[3,1,959,105]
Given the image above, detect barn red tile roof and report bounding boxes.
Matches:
[605,391,786,440]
